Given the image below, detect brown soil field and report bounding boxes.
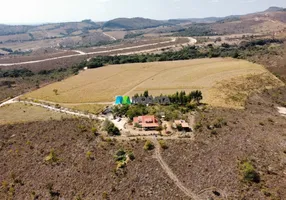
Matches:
[0,51,78,64]
[0,55,88,72]
[0,87,285,199]
[161,87,286,199]
[101,31,127,39]
[0,37,185,71]
[0,118,189,199]
[80,37,172,53]
[82,38,188,56]
[25,58,284,108]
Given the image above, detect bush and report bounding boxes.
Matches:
[144,140,154,150]
[213,118,227,128]
[155,125,163,132]
[158,140,168,149]
[177,124,183,131]
[134,123,142,128]
[240,161,260,183]
[104,120,120,136]
[91,127,98,135]
[114,149,135,170]
[86,151,93,159]
[102,191,109,199]
[194,122,202,130]
[211,130,217,135]
[128,152,135,161]
[114,149,127,162]
[44,149,59,163]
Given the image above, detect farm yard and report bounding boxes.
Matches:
[24,58,283,108]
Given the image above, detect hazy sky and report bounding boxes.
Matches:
[1,0,286,24]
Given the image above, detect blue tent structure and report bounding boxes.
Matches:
[115,96,123,105]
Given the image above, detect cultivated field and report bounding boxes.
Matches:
[25,58,284,108]
[0,103,71,125]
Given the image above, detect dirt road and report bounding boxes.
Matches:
[102,32,117,41]
[0,37,196,66]
[152,139,201,200]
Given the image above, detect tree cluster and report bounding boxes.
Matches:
[104,120,120,136]
[168,90,203,105]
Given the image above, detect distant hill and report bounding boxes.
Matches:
[0,20,101,37]
[168,15,242,24]
[0,24,33,36]
[102,17,170,30]
[168,17,224,24]
[265,6,285,12]
[210,7,286,35]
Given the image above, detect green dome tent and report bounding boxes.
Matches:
[122,96,131,105]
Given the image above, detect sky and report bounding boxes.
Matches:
[1,0,286,24]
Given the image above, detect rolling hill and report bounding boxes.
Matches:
[102,17,170,30]
[265,6,285,12]
[0,20,101,39]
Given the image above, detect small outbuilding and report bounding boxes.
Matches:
[115,96,123,105]
[122,96,131,105]
[174,120,191,131]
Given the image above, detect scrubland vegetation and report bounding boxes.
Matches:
[1,7,286,199]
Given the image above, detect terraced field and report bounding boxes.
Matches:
[25,58,284,108]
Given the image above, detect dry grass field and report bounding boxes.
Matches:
[0,103,71,125]
[25,58,284,108]
[63,104,107,115]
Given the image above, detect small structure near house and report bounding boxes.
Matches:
[122,96,131,105]
[102,107,113,115]
[115,96,123,105]
[133,115,159,130]
[174,120,191,131]
[115,96,131,105]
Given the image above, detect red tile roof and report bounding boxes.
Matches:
[133,115,159,128]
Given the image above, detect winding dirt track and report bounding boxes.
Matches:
[153,139,201,200]
[0,37,196,66]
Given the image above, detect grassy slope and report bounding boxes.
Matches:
[24,58,283,108]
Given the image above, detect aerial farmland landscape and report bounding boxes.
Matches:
[1,0,286,199]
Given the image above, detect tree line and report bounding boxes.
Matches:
[86,38,284,68]
[1,38,283,79]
